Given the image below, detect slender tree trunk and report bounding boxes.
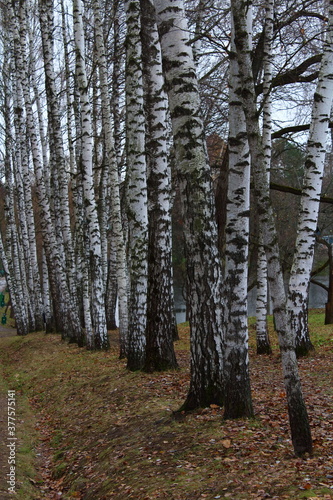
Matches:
[41,249,53,332]
[231,0,313,455]
[324,243,333,324]
[39,0,78,311]
[124,0,149,370]
[256,0,274,355]
[223,12,253,418]
[73,0,109,350]
[256,241,272,353]
[8,0,84,344]
[155,0,224,408]
[2,106,29,336]
[93,0,129,355]
[111,0,124,173]
[287,2,333,356]
[105,237,118,331]
[140,0,178,372]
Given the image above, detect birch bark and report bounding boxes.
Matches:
[125,0,148,371]
[256,0,274,355]
[287,2,333,356]
[140,0,178,372]
[73,0,109,350]
[2,85,29,336]
[93,0,129,356]
[155,0,224,408]
[223,11,253,418]
[231,0,313,455]
[39,0,78,308]
[10,0,84,343]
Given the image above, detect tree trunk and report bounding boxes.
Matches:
[155,0,224,408]
[73,0,109,350]
[9,0,82,344]
[141,0,178,372]
[124,0,148,371]
[287,1,333,356]
[255,0,274,355]
[231,0,313,456]
[39,0,78,314]
[256,242,272,354]
[223,12,253,418]
[93,0,129,355]
[325,244,333,324]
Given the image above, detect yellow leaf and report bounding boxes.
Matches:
[221,439,231,448]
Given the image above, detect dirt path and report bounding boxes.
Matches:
[0,326,16,499]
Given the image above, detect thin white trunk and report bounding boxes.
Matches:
[73,0,109,350]
[125,0,148,370]
[93,0,129,356]
[223,11,253,418]
[287,2,333,356]
[39,0,78,308]
[256,0,274,355]
[155,0,224,408]
[41,249,52,332]
[12,2,84,343]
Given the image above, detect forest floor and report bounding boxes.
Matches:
[0,311,333,499]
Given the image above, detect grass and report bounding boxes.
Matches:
[0,311,332,499]
[0,354,41,499]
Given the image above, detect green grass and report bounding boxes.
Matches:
[0,313,332,499]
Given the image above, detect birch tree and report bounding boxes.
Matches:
[93,0,129,356]
[73,0,109,350]
[155,0,224,408]
[140,0,178,372]
[256,0,274,355]
[223,10,253,419]
[8,0,84,343]
[125,0,148,370]
[1,68,29,336]
[231,0,313,455]
[39,0,78,309]
[287,3,333,356]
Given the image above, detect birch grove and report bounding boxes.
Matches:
[0,0,331,458]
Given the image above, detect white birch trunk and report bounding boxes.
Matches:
[140,0,178,372]
[106,237,118,331]
[223,12,253,418]
[0,229,27,335]
[256,241,271,353]
[11,86,35,332]
[3,138,30,336]
[155,0,224,408]
[231,0,313,455]
[93,0,129,356]
[125,0,148,370]
[111,0,124,172]
[2,9,30,336]
[39,0,78,309]
[73,0,109,350]
[11,1,84,344]
[256,0,274,355]
[287,3,333,356]
[41,249,53,332]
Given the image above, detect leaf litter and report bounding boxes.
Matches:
[0,313,332,499]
